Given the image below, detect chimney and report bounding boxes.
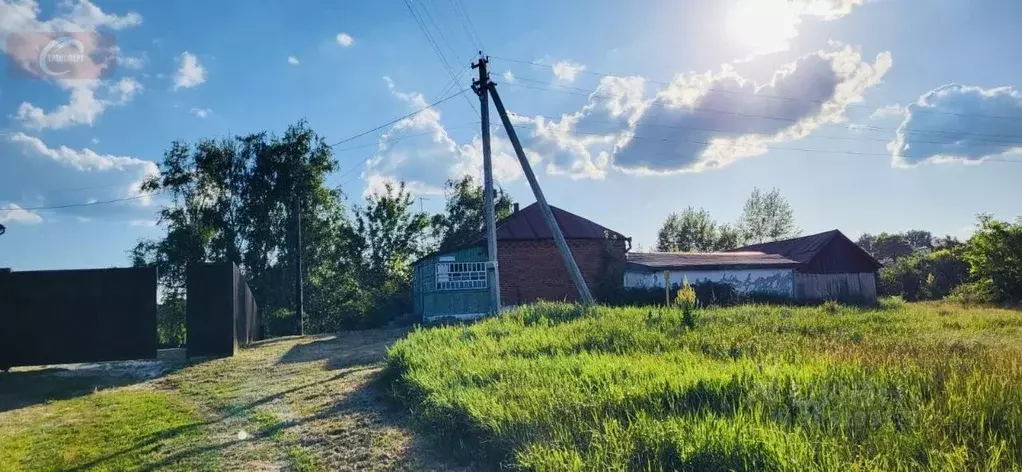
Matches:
[513,203,520,213]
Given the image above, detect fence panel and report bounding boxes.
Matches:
[186,263,259,358]
[0,267,157,369]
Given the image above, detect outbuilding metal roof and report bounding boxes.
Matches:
[731,230,841,263]
[626,252,800,271]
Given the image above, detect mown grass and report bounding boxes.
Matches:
[0,390,212,471]
[386,300,1022,471]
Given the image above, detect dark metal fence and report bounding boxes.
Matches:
[0,267,158,370]
[185,263,260,358]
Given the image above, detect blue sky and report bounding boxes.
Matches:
[2,0,1021,269]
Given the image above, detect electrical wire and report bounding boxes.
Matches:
[507,121,1022,164]
[491,55,1022,122]
[500,80,1022,144]
[0,191,164,213]
[506,111,1022,149]
[403,0,479,115]
[333,73,472,188]
[327,87,470,148]
[450,0,484,51]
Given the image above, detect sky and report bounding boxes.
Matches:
[1,0,1021,270]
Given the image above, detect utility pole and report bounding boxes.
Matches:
[488,80,595,304]
[294,194,304,335]
[473,54,501,313]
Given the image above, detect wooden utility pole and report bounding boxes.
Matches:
[294,194,304,335]
[487,80,595,305]
[473,55,502,313]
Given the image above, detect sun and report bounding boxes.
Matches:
[725,0,802,55]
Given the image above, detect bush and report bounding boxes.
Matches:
[264,308,298,337]
[946,281,997,305]
[879,250,969,301]
[964,215,1022,304]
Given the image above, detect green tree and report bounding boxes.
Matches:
[352,182,431,326]
[739,187,800,243]
[656,207,719,252]
[964,214,1022,303]
[430,176,514,252]
[857,232,915,264]
[130,121,359,336]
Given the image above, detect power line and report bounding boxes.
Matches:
[507,121,1022,164]
[450,0,484,51]
[333,122,480,152]
[402,0,478,115]
[507,111,1022,149]
[327,87,469,148]
[491,55,1022,122]
[501,80,1022,144]
[333,73,471,188]
[0,191,164,213]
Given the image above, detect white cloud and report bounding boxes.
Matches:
[16,77,142,129]
[129,219,158,228]
[0,203,43,225]
[552,60,585,83]
[336,32,355,47]
[63,0,142,30]
[870,103,904,120]
[173,51,206,90]
[361,78,522,196]
[287,56,300,65]
[888,84,1022,166]
[8,132,158,205]
[509,45,892,177]
[726,0,867,57]
[503,70,515,83]
[117,51,147,70]
[190,107,212,118]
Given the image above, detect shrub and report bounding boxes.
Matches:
[946,281,996,305]
[963,215,1022,304]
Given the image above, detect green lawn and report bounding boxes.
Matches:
[0,329,465,472]
[386,300,1022,471]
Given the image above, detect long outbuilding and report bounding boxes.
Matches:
[625,230,882,303]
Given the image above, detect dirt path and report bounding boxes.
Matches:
[0,329,470,471]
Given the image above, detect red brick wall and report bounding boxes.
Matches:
[497,239,627,305]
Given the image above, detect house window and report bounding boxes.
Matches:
[436,261,487,290]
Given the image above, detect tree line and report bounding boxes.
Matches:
[130,121,515,346]
[857,219,1022,304]
[655,187,800,252]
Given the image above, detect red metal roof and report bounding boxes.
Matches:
[492,202,627,241]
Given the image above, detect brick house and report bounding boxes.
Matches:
[412,203,630,321]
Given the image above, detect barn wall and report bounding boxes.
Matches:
[623,268,794,296]
[794,272,877,303]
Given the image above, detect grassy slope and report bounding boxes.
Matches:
[386,301,1022,471]
[0,329,467,472]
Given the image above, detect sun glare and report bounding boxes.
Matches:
[726,0,802,55]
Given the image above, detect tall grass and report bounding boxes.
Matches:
[386,301,1022,471]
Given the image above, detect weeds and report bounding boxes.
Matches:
[386,300,1022,471]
